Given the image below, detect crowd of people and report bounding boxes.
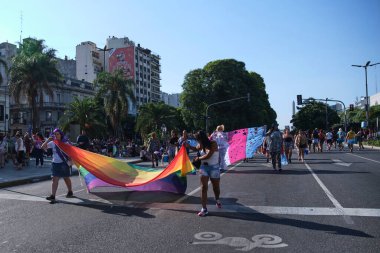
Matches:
[2,124,372,214]
[262,125,370,171]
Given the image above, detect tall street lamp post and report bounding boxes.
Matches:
[205,93,250,132]
[97,46,113,72]
[352,61,380,126]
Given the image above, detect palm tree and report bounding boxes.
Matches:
[0,57,7,85]
[8,38,61,131]
[136,102,183,140]
[94,69,135,138]
[59,97,106,137]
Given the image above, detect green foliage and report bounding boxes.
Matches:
[59,97,106,138]
[8,38,62,131]
[136,102,185,141]
[180,59,276,132]
[291,99,340,130]
[366,139,380,147]
[94,69,135,138]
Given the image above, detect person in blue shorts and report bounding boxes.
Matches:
[191,130,222,217]
[42,128,74,204]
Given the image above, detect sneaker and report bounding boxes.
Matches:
[66,191,74,198]
[46,195,56,204]
[216,201,222,209]
[197,208,208,217]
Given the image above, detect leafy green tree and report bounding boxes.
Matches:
[291,99,340,130]
[136,102,185,141]
[180,59,276,132]
[0,57,7,85]
[94,69,135,138]
[8,38,61,131]
[59,97,106,138]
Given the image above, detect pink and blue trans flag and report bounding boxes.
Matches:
[224,126,266,165]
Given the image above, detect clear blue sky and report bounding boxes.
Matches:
[1,0,380,129]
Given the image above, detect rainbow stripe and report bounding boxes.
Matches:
[55,141,194,193]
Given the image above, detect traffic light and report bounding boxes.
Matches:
[297,95,302,105]
[349,104,354,111]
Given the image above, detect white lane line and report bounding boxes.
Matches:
[347,153,380,164]
[304,162,354,224]
[106,202,380,217]
[2,192,380,217]
[174,161,243,204]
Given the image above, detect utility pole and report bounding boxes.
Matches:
[205,93,250,132]
[352,61,380,127]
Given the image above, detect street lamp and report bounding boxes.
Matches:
[97,46,113,72]
[205,93,250,132]
[352,61,380,126]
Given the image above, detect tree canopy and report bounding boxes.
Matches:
[8,38,61,131]
[59,97,106,138]
[94,69,135,138]
[291,99,341,130]
[135,102,185,141]
[180,59,276,132]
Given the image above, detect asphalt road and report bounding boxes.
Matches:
[1,148,380,253]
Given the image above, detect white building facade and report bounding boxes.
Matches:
[76,41,102,83]
[0,42,17,134]
[162,92,181,108]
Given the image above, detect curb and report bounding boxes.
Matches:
[355,144,380,150]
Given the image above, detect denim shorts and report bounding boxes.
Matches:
[51,162,71,178]
[199,164,220,178]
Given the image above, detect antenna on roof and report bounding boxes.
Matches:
[20,11,23,44]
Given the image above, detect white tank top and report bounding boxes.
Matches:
[201,149,219,166]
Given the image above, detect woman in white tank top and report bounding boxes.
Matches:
[191,130,222,217]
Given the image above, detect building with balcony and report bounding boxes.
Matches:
[0,42,17,134]
[106,36,162,114]
[9,77,96,137]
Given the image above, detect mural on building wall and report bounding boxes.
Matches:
[108,47,135,79]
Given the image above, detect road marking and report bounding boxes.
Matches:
[1,192,380,217]
[304,162,354,224]
[192,232,288,251]
[348,153,380,164]
[331,159,352,167]
[174,161,243,204]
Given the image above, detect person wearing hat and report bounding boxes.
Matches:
[210,125,228,172]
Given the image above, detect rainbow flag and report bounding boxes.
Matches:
[54,141,195,193]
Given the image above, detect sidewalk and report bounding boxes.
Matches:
[0,156,142,188]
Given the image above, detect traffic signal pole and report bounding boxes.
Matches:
[298,97,347,132]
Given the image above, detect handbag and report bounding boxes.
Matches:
[280,153,288,166]
[192,151,201,169]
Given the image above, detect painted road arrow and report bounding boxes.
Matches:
[332,159,352,167]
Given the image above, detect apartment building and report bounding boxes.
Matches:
[161,92,181,108]
[0,42,17,134]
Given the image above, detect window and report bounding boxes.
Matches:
[57,94,61,103]
[0,105,4,121]
[46,111,52,121]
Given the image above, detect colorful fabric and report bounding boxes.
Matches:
[224,126,266,165]
[54,141,194,193]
